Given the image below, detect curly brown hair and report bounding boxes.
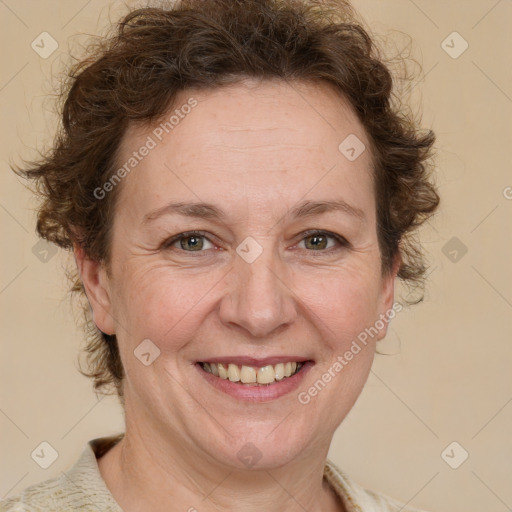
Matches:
[15,0,439,399]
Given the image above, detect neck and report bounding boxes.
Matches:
[98,425,345,512]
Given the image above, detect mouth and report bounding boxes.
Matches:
[199,360,305,385]
[195,357,314,402]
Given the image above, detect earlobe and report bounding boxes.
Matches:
[73,245,116,335]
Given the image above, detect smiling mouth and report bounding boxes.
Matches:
[199,361,306,385]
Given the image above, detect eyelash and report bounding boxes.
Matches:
[162,230,350,256]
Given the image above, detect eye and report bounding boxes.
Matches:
[163,231,215,253]
[297,230,349,252]
[162,229,349,255]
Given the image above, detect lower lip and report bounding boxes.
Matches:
[195,362,314,402]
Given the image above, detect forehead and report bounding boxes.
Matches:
[114,79,375,223]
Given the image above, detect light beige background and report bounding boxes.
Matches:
[1,1,511,510]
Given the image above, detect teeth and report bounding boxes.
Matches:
[201,361,304,384]
[257,365,275,384]
[227,363,240,382]
[274,363,285,381]
[218,363,228,379]
[240,365,257,383]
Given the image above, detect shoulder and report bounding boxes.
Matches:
[0,436,124,512]
[0,473,73,511]
[324,459,431,512]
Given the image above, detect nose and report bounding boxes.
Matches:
[218,246,297,339]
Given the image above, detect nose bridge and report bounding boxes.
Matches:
[220,241,296,338]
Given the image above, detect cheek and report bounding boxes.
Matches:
[292,271,381,428]
[111,263,221,355]
[111,251,384,364]
[292,264,383,347]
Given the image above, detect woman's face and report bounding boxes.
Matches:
[85,79,397,469]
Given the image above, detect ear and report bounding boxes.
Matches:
[375,252,401,342]
[73,244,116,335]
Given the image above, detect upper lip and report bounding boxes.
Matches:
[198,356,313,367]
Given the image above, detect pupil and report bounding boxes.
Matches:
[183,236,202,251]
[308,235,326,250]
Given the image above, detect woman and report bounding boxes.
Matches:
[1,0,439,510]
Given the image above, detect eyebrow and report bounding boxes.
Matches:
[142,199,366,224]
